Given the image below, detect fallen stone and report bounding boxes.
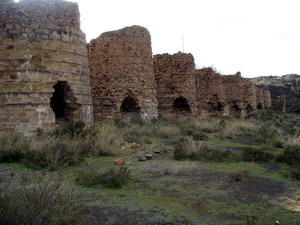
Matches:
[138,155,147,161]
[114,158,125,165]
[144,154,152,160]
[153,149,162,154]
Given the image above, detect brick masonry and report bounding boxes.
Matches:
[0,1,272,133]
[0,0,93,132]
[89,25,158,120]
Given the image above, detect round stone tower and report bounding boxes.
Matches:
[153,52,198,116]
[0,0,93,133]
[89,25,158,120]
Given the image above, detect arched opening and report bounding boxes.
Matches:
[173,97,191,113]
[257,102,263,110]
[120,96,140,114]
[231,103,241,114]
[246,104,253,113]
[50,81,79,123]
[216,102,224,111]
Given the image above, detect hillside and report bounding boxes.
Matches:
[251,74,300,113]
[251,74,300,94]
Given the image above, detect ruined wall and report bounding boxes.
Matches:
[153,52,198,116]
[195,68,226,115]
[0,0,93,132]
[255,86,271,110]
[196,67,271,116]
[89,25,158,120]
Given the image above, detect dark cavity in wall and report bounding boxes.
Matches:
[173,97,191,113]
[246,104,253,113]
[120,96,140,113]
[231,103,241,114]
[50,81,79,123]
[257,102,263,110]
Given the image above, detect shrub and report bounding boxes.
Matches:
[76,166,131,188]
[173,138,194,160]
[0,174,89,225]
[52,120,86,137]
[180,127,208,141]
[218,119,259,138]
[0,133,30,163]
[254,125,283,147]
[82,123,124,156]
[243,146,274,162]
[155,125,181,139]
[23,137,83,170]
[277,145,300,166]
[99,167,132,188]
[173,138,231,162]
[75,165,103,187]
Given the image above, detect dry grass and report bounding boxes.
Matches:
[187,117,221,133]
[155,124,181,139]
[24,136,84,170]
[286,136,300,146]
[83,123,124,156]
[219,119,259,137]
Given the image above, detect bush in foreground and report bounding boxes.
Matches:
[23,137,84,170]
[173,138,232,162]
[242,146,274,162]
[277,144,300,166]
[0,175,89,225]
[0,133,30,163]
[76,166,132,188]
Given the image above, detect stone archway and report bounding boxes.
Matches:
[173,97,191,113]
[231,103,241,114]
[257,102,263,110]
[120,96,140,115]
[50,81,80,122]
[246,104,253,113]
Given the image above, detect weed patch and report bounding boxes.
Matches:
[76,166,132,188]
[0,174,89,225]
[243,146,274,162]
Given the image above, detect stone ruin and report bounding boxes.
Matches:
[0,0,93,132]
[153,53,198,116]
[0,0,272,133]
[196,67,271,116]
[89,26,158,120]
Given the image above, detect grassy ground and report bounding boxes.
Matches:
[1,111,300,225]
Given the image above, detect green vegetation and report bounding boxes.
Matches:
[1,111,300,224]
[76,165,132,188]
[0,174,88,225]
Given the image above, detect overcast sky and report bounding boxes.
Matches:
[17,0,300,77]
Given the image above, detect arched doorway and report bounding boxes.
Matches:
[120,96,140,114]
[257,102,263,110]
[50,81,79,122]
[246,104,252,113]
[231,103,241,114]
[173,97,191,113]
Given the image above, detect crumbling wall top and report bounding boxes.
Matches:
[0,0,81,30]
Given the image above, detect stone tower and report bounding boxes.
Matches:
[153,52,198,116]
[0,0,93,132]
[89,25,158,120]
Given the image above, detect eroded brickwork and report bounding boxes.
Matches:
[153,53,198,116]
[0,0,93,132]
[196,67,271,116]
[196,68,271,115]
[89,26,158,120]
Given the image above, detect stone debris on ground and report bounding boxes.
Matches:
[114,158,125,165]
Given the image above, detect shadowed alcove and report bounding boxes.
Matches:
[50,81,79,122]
[173,97,191,113]
[120,96,140,114]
